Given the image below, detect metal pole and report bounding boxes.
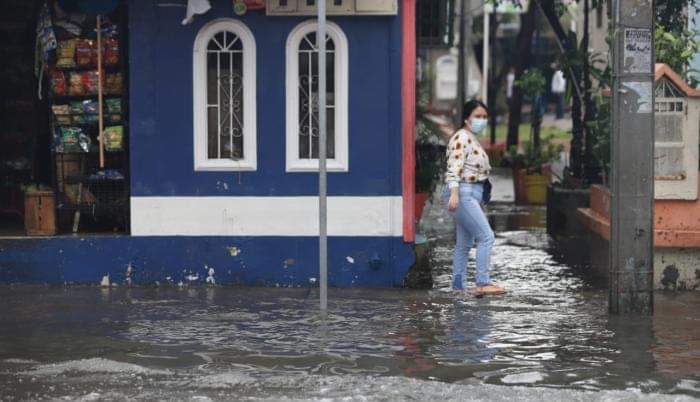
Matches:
[609,0,654,314]
[481,7,489,103]
[318,0,328,313]
[456,0,470,127]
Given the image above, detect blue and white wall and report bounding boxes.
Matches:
[122,0,414,286]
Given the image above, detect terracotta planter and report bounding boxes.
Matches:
[24,191,56,236]
[414,192,430,222]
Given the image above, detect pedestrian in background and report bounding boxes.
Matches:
[442,100,506,296]
[551,65,566,119]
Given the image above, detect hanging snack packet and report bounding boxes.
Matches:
[53,104,71,125]
[50,71,67,97]
[82,99,99,115]
[78,131,92,153]
[68,72,84,96]
[56,39,77,68]
[71,114,85,125]
[105,73,123,95]
[105,98,121,114]
[103,38,119,65]
[82,71,99,95]
[69,101,83,115]
[103,126,124,151]
[76,39,94,66]
[52,104,69,115]
[61,127,81,152]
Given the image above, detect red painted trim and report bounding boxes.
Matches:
[401,0,416,242]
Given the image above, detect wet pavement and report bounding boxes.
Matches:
[1,193,700,400]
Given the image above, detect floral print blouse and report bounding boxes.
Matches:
[445,129,491,189]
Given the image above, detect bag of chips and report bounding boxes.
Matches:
[82,71,100,95]
[68,72,84,96]
[52,104,69,115]
[105,73,123,95]
[103,38,119,65]
[56,39,77,68]
[105,98,121,114]
[71,114,85,125]
[107,114,121,123]
[50,71,67,97]
[82,99,99,114]
[76,39,94,66]
[103,125,123,151]
[61,127,82,152]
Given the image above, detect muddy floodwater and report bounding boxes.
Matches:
[1,202,699,401]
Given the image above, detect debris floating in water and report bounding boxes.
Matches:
[100,275,110,288]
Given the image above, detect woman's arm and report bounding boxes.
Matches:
[445,132,467,210]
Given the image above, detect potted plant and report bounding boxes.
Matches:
[507,137,564,204]
[22,184,56,236]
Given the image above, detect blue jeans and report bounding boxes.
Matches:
[442,183,495,289]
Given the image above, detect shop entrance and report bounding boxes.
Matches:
[0,0,129,236]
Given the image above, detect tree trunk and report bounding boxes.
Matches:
[537,0,585,178]
[506,3,538,149]
[487,11,499,145]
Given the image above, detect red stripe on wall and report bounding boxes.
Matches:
[401,0,416,242]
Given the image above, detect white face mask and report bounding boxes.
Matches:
[469,118,488,135]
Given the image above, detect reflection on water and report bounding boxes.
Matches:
[0,202,698,400]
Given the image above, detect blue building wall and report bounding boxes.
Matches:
[0,236,413,287]
[128,0,404,196]
[0,2,415,287]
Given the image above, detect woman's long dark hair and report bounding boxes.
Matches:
[462,99,488,122]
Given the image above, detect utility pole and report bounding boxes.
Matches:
[609,0,654,314]
[318,0,328,313]
[456,0,472,127]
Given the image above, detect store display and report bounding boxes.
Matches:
[47,12,129,233]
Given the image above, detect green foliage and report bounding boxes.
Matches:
[415,117,445,193]
[655,23,700,85]
[505,136,564,175]
[515,68,547,98]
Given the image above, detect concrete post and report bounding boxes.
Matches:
[609,0,655,314]
[318,0,328,313]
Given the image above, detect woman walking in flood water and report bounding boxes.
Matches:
[443,100,506,295]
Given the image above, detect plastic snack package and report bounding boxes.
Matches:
[105,73,123,95]
[50,71,67,97]
[76,39,94,66]
[82,71,99,95]
[56,39,77,68]
[103,125,124,151]
[78,131,92,153]
[105,98,121,114]
[82,99,99,114]
[69,101,83,115]
[103,38,119,65]
[61,127,82,152]
[52,104,70,115]
[68,72,84,96]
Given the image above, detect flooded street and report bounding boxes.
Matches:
[1,198,699,401]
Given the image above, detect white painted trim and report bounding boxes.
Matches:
[193,19,257,171]
[130,196,403,237]
[285,20,349,173]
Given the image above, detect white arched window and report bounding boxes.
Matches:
[193,19,256,171]
[286,20,348,172]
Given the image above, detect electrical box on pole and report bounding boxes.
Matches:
[609,0,655,314]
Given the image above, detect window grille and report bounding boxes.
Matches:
[416,0,454,47]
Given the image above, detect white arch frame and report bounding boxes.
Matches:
[285,20,349,172]
[193,18,257,171]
